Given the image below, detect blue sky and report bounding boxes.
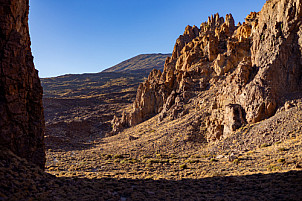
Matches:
[29,0,266,78]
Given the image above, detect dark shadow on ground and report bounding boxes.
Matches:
[3,170,302,201]
[1,149,301,200]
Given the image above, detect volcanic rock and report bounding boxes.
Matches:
[0,0,45,168]
[113,0,302,142]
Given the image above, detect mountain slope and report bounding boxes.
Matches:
[41,54,169,150]
[102,54,171,74]
[42,72,146,99]
[42,54,170,99]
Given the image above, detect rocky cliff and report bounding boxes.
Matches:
[113,0,302,142]
[0,0,45,169]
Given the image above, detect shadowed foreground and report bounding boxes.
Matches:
[1,150,302,201]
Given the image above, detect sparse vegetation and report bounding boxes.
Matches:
[233,159,240,165]
[267,164,282,171]
[210,158,218,162]
[260,143,270,148]
[185,159,200,163]
[278,147,286,152]
[113,154,124,159]
[179,164,188,169]
[146,159,169,164]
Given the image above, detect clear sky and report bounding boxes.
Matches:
[29,0,266,78]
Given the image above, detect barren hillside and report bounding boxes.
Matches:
[41,54,169,150]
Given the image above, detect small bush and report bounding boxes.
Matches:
[185,159,200,163]
[267,164,275,171]
[145,175,153,179]
[260,143,270,148]
[142,155,152,159]
[278,147,286,152]
[179,164,188,169]
[146,159,160,163]
[170,154,177,158]
[129,158,139,163]
[113,154,124,159]
[201,155,209,158]
[210,158,218,162]
[146,159,169,164]
[233,159,240,165]
[267,164,281,171]
[120,159,128,164]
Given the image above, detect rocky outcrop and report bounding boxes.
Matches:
[113,0,302,143]
[208,0,302,141]
[112,12,246,133]
[213,0,302,137]
[247,0,302,120]
[0,0,45,168]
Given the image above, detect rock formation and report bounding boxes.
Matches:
[113,0,302,143]
[0,0,45,169]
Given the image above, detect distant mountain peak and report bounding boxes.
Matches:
[102,53,171,74]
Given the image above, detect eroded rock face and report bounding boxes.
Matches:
[113,12,246,133]
[0,0,45,169]
[248,0,302,119]
[113,0,302,142]
[210,0,302,140]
